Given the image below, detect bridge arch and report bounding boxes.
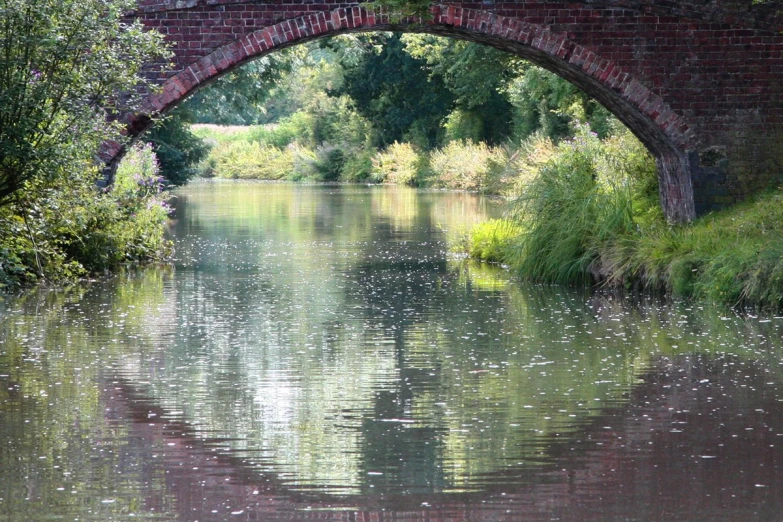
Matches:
[118,2,782,223]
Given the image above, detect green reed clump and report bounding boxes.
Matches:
[504,124,653,285]
[458,120,783,309]
[461,219,524,263]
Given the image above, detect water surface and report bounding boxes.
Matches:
[2,183,783,520]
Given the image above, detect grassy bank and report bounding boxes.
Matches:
[460,124,783,310]
[192,124,512,192]
[0,144,173,291]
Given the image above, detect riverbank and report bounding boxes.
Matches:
[0,144,173,291]
[460,124,783,310]
[192,124,510,193]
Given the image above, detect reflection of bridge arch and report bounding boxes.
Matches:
[107,354,783,521]
[116,1,783,222]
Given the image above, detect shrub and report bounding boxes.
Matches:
[313,144,345,182]
[0,143,172,290]
[144,112,209,186]
[463,219,524,263]
[428,140,508,193]
[340,148,374,182]
[206,141,294,180]
[372,142,424,186]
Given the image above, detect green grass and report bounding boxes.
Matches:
[602,190,783,308]
[461,124,783,310]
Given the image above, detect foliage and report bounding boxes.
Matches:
[0,144,172,290]
[454,118,783,309]
[340,148,375,182]
[459,219,523,264]
[372,142,425,185]
[363,0,432,21]
[180,54,294,125]
[144,110,209,185]
[600,189,783,309]
[460,125,656,285]
[506,65,612,142]
[428,140,508,193]
[0,0,170,205]
[402,35,515,145]
[201,140,295,180]
[338,33,454,148]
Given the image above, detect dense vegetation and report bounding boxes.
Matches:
[177,33,609,191]
[0,0,173,290]
[461,124,783,310]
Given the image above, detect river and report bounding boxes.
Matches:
[1,182,783,521]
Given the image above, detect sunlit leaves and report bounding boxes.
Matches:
[0,0,170,203]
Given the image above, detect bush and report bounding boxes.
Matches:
[462,219,524,263]
[340,148,374,182]
[428,140,508,193]
[313,144,345,182]
[372,142,425,185]
[0,143,172,290]
[144,112,209,186]
[204,141,294,180]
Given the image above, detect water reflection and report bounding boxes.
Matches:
[1,183,783,520]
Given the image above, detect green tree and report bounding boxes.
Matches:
[402,35,515,144]
[338,33,454,148]
[144,110,209,186]
[506,64,612,141]
[0,0,170,205]
[180,54,294,125]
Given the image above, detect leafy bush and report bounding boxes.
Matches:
[0,143,172,290]
[372,142,425,185]
[428,140,508,193]
[313,145,345,182]
[144,112,209,186]
[204,141,294,180]
[340,148,375,182]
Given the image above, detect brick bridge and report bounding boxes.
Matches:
[122,0,783,222]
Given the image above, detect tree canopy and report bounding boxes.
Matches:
[0,0,169,204]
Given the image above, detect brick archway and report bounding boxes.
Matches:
[119,1,783,223]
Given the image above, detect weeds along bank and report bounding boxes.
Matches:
[462,124,783,310]
[192,123,512,191]
[0,144,172,291]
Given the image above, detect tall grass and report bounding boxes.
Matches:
[505,124,645,285]
[459,121,783,309]
[603,192,783,307]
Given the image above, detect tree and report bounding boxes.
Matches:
[0,0,170,205]
[402,35,515,144]
[144,110,209,186]
[338,33,454,148]
[180,53,294,125]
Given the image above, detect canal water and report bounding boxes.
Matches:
[2,182,783,521]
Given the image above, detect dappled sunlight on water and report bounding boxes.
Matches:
[2,183,783,520]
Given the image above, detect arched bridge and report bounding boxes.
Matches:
[121,0,783,222]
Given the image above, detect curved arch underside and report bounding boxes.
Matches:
[122,1,783,222]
